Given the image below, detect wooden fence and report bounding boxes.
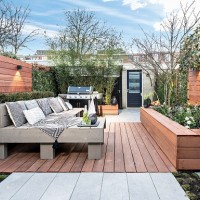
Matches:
[0,55,32,93]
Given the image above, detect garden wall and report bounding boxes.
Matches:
[0,55,32,93]
[188,70,200,105]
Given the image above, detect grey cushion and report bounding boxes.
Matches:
[37,98,52,116]
[5,102,27,127]
[16,101,27,111]
[49,98,64,113]
[25,100,39,110]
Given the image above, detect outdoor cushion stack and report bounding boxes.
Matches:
[5,97,73,127]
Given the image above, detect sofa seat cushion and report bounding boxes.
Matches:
[23,107,46,125]
[37,98,52,116]
[5,102,27,127]
[49,98,64,113]
[25,100,39,110]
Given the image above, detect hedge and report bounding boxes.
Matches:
[0,91,54,103]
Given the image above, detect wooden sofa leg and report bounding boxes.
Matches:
[40,144,55,159]
[0,144,8,159]
[88,143,102,159]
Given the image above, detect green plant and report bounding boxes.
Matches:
[82,112,91,125]
[179,26,200,71]
[154,104,200,129]
[0,91,54,103]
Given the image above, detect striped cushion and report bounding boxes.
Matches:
[49,98,64,113]
[37,98,52,116]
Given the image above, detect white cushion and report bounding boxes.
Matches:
[65,102,73,110]
[58,97,68,111]
[23,107,45,125]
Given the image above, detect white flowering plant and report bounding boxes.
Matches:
[154,104,200,129]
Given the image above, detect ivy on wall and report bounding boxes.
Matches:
[32,68,58,95]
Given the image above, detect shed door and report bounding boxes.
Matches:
[127,70,142,107]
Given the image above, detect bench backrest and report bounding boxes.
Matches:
[0,104,12,128]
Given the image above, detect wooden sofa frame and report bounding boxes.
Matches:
[0,103,105,160]
[141,107,200,170]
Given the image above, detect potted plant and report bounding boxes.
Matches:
[143,93,152,108]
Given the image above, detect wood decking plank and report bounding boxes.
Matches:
[125,123,147,172]
[136,123,169,172]
[70,144,88,172]
[141,125,176,172]
[120,122,136,172]
[15,153,39,172]
[4,153,34,173]
[26,159,46,172]
[0,153,26,172]
[114,123,125,172]
[48,153,69,172]
[104,123,115,172]
[81,159,95,172]
[130,123,158,172]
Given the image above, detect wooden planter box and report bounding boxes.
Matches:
[140,107,200,170]
[98,104,118,115]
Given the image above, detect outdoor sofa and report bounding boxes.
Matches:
[0,97,105,160]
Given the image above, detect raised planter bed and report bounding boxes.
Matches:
[98,104,118,115]
[140,107,200,170]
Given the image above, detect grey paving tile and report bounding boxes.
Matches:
[10,173,56,200]
[70,173,103,200]
[100,173,129,200]
[150,173,189,200]
[127,173,159,200]
[0,173,34,200]
[40,173,80,200]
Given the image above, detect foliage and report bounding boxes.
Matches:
[179,26,200,70]
[0,91,54,103]
[82,112,90,125]
[173,172,200,200]
[154,104,200,129]
[47,9,123,101]
[155,70,188,106]
[32,69,58,95]
[130,1,200,107]
[1,52,19,59]
[0,174,9,183]
[105,77,116,105]
[0,0,38,54]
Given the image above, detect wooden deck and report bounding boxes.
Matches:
[0,122,176,173]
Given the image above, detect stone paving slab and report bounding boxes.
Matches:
[0,172,189,200]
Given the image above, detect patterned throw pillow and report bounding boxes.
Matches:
[37,98,52,116]
[23,107,45,125]
[58,97,68,111]
[16,101,27,111]
[5,102,27,127]
[24,100,39,110]
[49,98,64,113]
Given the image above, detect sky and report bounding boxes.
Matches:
[10,0,200,55]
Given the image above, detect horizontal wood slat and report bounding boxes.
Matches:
[188,70,200,105]
[141,107,200,170]
[0,55,32,93]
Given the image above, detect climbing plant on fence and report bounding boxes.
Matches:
[32,65,58,94]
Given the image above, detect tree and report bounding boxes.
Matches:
[130,1,200,106]
[179,25,200,70]
[47,9,123,102]
[0,0,38,55]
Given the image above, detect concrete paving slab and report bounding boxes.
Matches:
[10,173,56,200]
[150,173,189,200]
[127,173,160,200]
[105,108,140,124]
[40,173,80,200]
[100,173,129,200]
[70,173,103,200]
[0,173,34,200]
